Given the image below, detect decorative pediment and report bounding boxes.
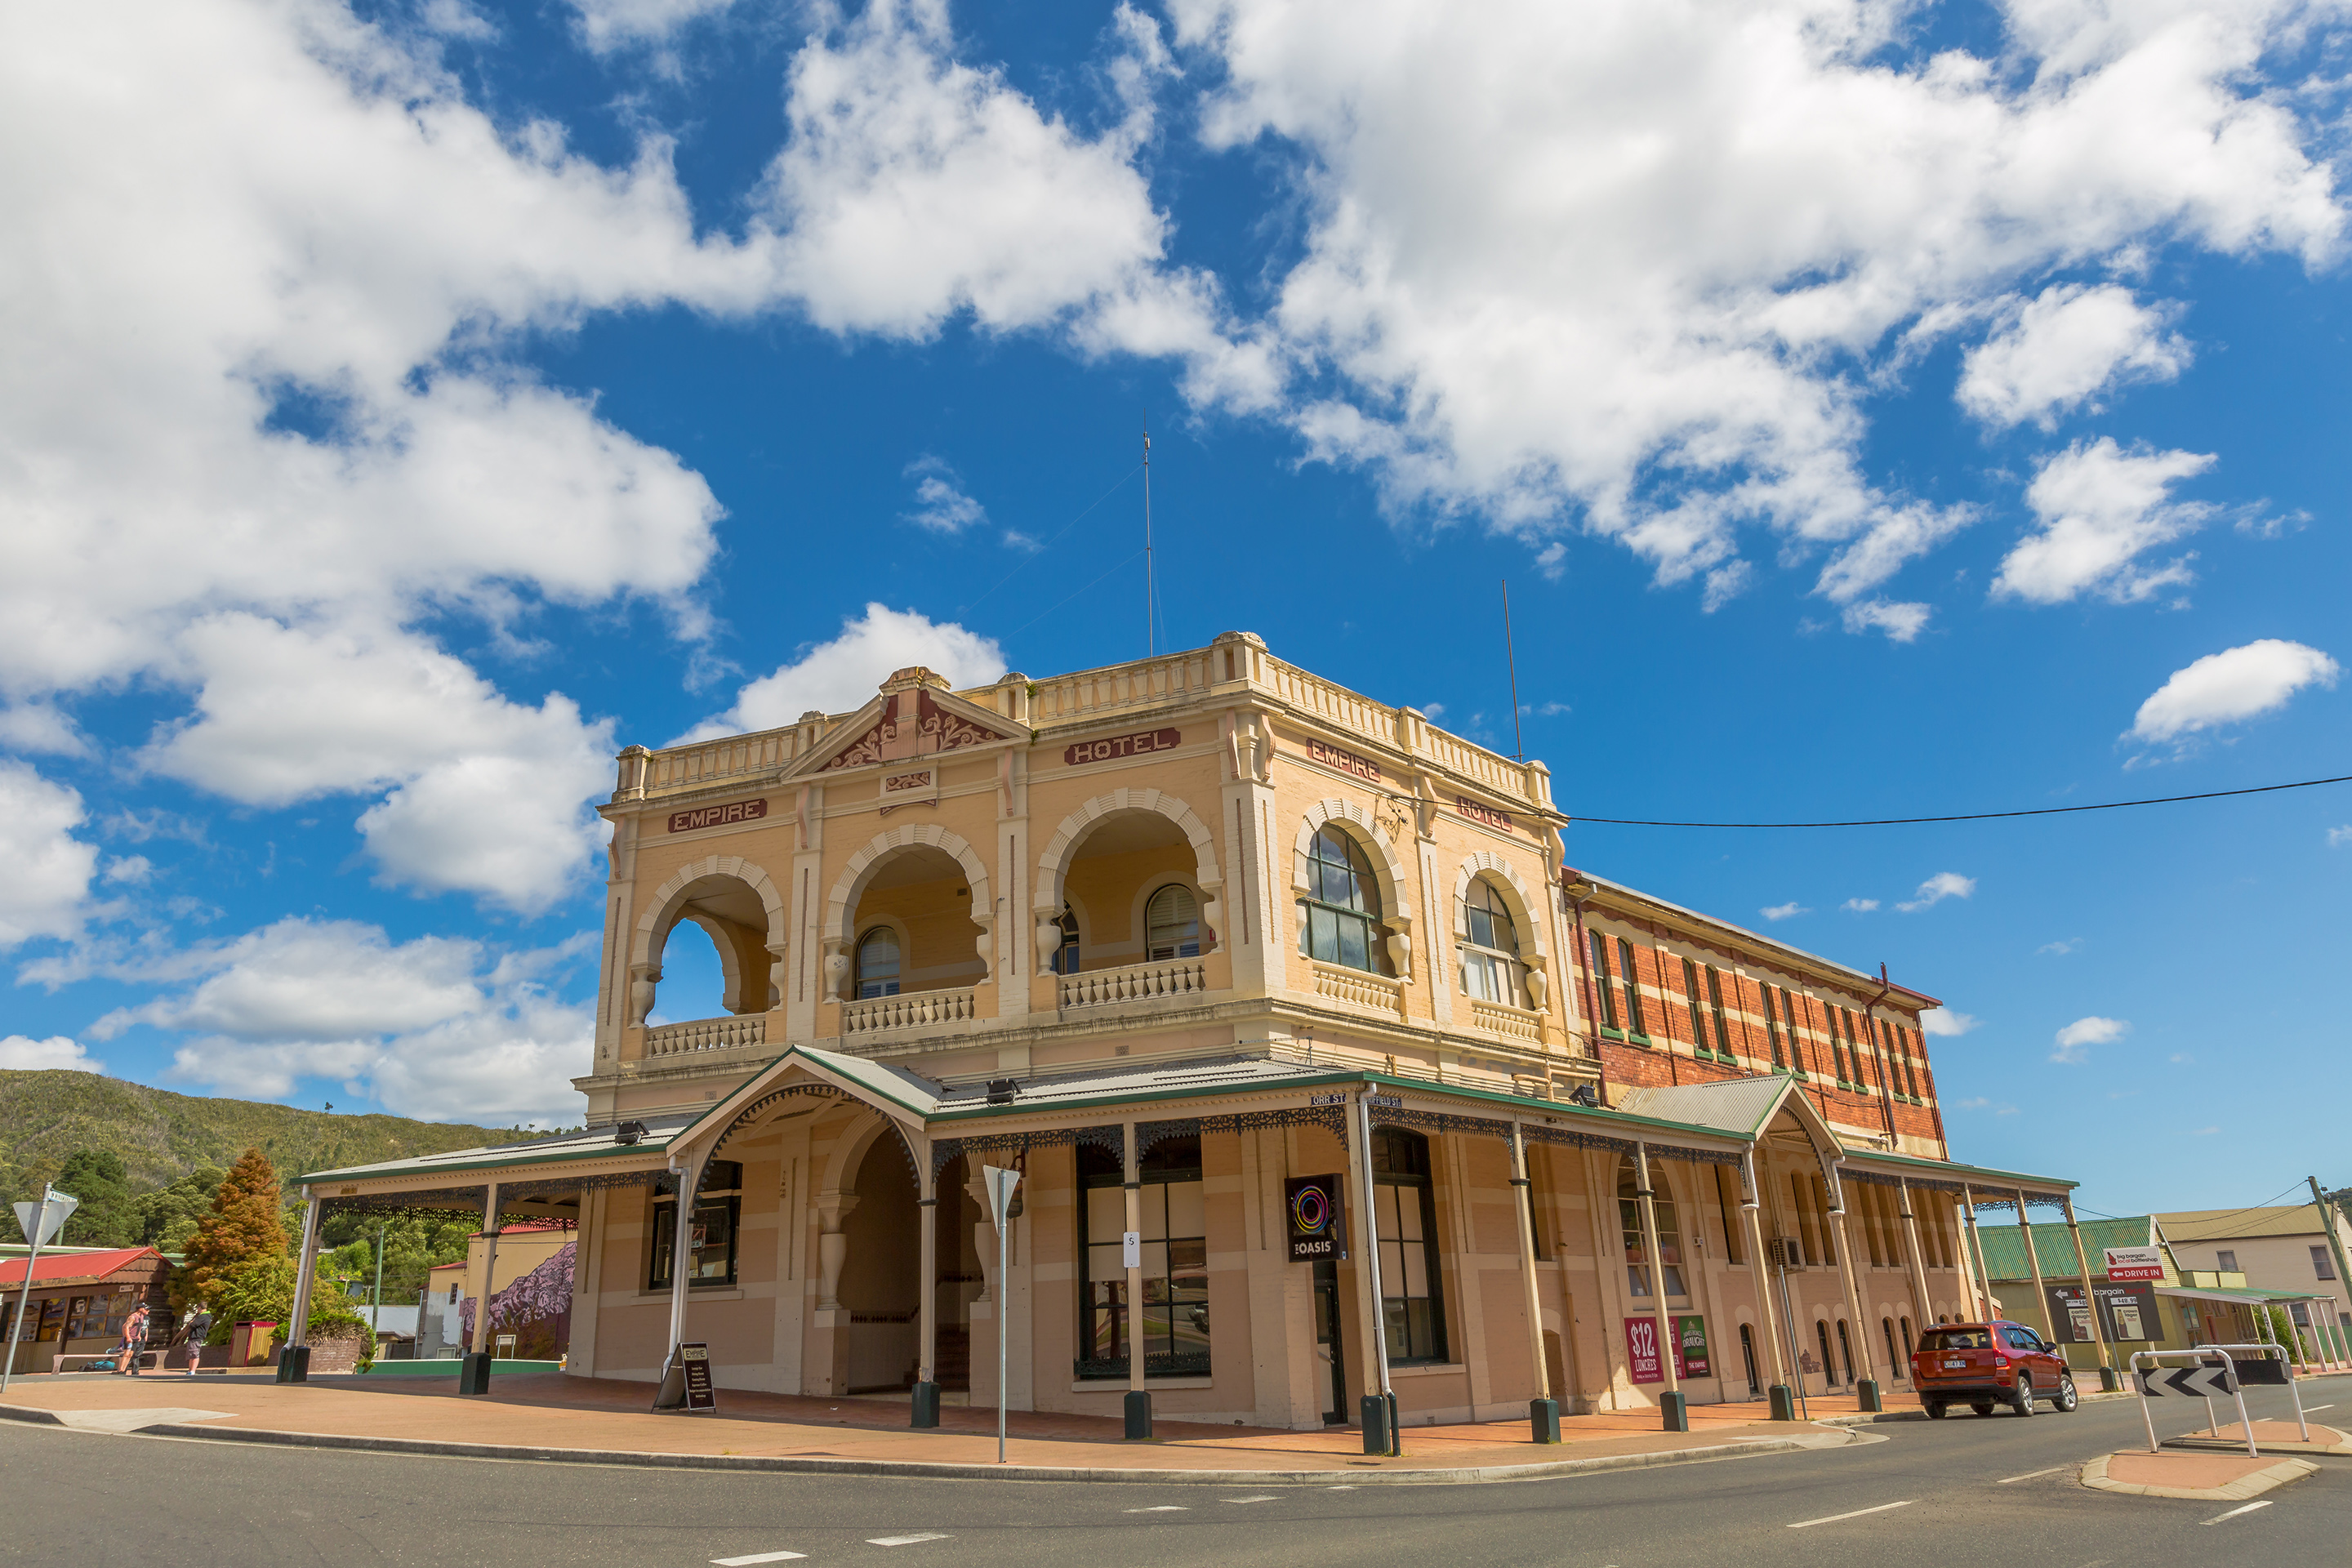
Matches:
[787,676,1026,778]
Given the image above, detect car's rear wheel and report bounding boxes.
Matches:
[2011,1374,2035,1417]
[1925,1401,1947,1419]
[2055,1373,2078,1413]
[1971,1401,1993,1416]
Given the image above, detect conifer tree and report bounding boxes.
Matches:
[176,1147,288,1307]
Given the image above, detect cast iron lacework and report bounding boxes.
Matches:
[1839,1165,1968,1195]
[1074,1350,1214,1380]
[931,1125,1124,1180]
[704,1082,920,1181]
[1370,1104,1746,1167]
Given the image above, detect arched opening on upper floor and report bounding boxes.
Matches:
[840,844,985,999]
[630,859,785,1027]
[1044,808,1213,978]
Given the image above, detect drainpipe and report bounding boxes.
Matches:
[1861,965,1900,1147]
[1560,869,1610,1108]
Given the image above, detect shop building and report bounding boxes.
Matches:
[0,1245,174,1376]
[293,636,2078,1428]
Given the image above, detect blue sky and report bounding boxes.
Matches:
[2,0,2346,1217]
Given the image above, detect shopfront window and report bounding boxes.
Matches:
[1145,885,1200,961]
[1298,826,1384,974]
[1373,1128,1446,1363]
[1077,1137,1209,1379]
[1459,878,1521,1004]
[1618,1156,1686,1297]
[854,927,901,998]
[651,1161,742,1289]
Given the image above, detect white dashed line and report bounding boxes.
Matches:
[1124,1507,1188,1512]
[2305,1404,2334,1413]
[866,1535,951,1547]
[1223,1495,1280,1504]
[1788,1501,1913,1529]
[711,1553,807,1566]
[1996,1466,2066,1484]
[2203,1502,2271,1526]
[1325,1485,1356,1490]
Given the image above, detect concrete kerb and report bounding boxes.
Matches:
[0,1401,1860,1486]
[2079,1452,2319,1501]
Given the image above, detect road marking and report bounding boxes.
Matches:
[1788,1501,1913,1529]
[711,1554,807,1566]
[1223,1495,1280,1503]
[1124,1507,1187,1512]
[2203,1502,2271,1526]
[866,1535,951,1547]
[1325,1485,1356,1490]
[1996,1466,2066,1484]
[2304,1404,2333,1412]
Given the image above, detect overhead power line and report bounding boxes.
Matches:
[1574,773,2352,829]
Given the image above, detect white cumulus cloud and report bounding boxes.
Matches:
[1922,1008,1980,1037]
[91,917,592,1124]
[1842,898,1880,912]
[0,1035,105,1073]
[2127,639,2340,745]
[902,457,989,533]
[1898,871,1976,912]
[691,603,1009,739]
[1958,284,2191,430]
[0,763,100,949]
[563,0,737,53]
[1760,902,1809,921]
[2051,1013,2127,1064]
[1995,439,2216,604]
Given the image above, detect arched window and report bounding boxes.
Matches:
[1816,1321,1838,1386]
[1882,1316,1901,1378]
[1739,1321,1762,1399]
[1144,884,1200,961]
[1837,1319,1855,1383]
[1616,1155,1686,1298]
[854,926,901,999]
[1459,877,1521,1004]
[1370,1128,1446,1362]
[1299,826,1384,973]
[1049,905,1080,975]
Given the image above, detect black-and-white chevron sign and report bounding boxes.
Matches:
[2136,1364,2238,1398]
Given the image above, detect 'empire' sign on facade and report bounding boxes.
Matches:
[1306,739,1381,782]
[668,797,768,834]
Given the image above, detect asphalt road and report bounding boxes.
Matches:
[7,1375,2345,1568]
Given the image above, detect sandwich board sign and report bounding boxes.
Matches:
[678,1343,717,1410]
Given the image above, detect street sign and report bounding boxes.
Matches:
[11,1192,78,1248]
[2137,1363,2237,1398]
[679,1343,717,1410]
[2104,1245,2163,1281]
[982,1165,1021,1232]
[1285,1174,1344,1262]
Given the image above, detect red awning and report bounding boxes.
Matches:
[0,1246,160,1289]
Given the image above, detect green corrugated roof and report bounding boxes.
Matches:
[1975,1216,2154,1281]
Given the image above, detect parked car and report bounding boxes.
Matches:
[1911,1321,2078,1419]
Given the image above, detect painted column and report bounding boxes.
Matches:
[287,1192,323,1351]
[1633,1144,1679,1408]
[996,745,1030,1025]
[1125,1121,1144,1404]
[1346,1089,1385,1405]
[1961,1185,1997,1316]
[473,1182,504,1356]
[2060,1200,2116,1388]
[1952,1191,1987,1320]
[1510,1124,1551,1405]
[2014,1190,2051,1360]
[665,1160,702,1366]
[1896,1181,1937,1339]
[918,1143,938,1388]
[1829,1203,1877,1392]
[1742,1151,1789,1395]
[1217,703,1281,997]
[786,783,826,1041]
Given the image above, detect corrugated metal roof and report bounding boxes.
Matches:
[930,1053,1331,1113]
[299,1114,697,1183]
[2154,1205,2339,1242]
[1611,1075,1793,1139]
[0,1245,158,1289]
[1975,1217,2155,1281]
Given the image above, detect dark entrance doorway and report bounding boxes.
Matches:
[1312,1259,1347,1424]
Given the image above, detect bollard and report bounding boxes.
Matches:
[1768,1383,1797,1421]
[911,1380,940,1428]
[1857,1378,1883,1413]
[1660,1389,1689,1432]
[1360,1393,1389,1455]
[1530,1396,1561,1444]
[1124,1388,1154,1440]
[274,1345,310,1384]
[458,1350,492,1395]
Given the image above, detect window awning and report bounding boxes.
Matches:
[2154,1284,2335,1307]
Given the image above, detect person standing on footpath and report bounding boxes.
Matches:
[116,1302,151,1376]
[179,1303,213,1378]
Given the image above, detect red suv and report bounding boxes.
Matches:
[1911,1321,2078,1419]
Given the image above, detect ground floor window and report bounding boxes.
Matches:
[1815,1320,1838,1386]
[651,1161,742,1289]
[1618,1156,1687,1298]
[1076,1137,1209,1379]
[1882,1316,1901,1376]
[1373,1128,1447,1364]
[1740,1322,1761,1398]
[1837,1319,1855,1383]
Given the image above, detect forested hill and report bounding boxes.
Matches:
[0,1069,543,1198]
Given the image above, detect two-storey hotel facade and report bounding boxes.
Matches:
[300,634,2093,1429]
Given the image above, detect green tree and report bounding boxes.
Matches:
[207,1254,368,1348]
[135,1165,226,1254]
[51,1149,138,1246]
[176,1148,287,1310]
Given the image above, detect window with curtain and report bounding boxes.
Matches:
[1077,1137,1210,1379]
[1706,967,1735,1059]
[854,926,901,999]
[1049,905,1080,975]
[1762,987,1787,1068]
[1783,989,1811,1078]
[1372,1128,1446,1362]
[1298,826,1385,974]
[651,1160,743,1289]
[1459,877,1522,1004]
[1618,1155,1687,1298]
[1615,937,1648,1040]
[1144,884,1200,960]
[1815,1320,1838,1385]
[1837,1320,1855,1383]
[1588,929,1620,1032]
[1682,956,1708,1054]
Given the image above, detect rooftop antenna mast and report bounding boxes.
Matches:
[1503,578,1526,761]
[1143,416,1155,657]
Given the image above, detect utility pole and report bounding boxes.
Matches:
[371,1223,387,1342]
[1143,420,1155,657]
[2310,1178,2352,1356]
[1503,580,1525,761]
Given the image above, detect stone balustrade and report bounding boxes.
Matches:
[1058,956,1209,1011]
[1311,960,1407,1018]
[1468,997,1544,1043]
[646,1014,768,1057]
[841,987,978,1036]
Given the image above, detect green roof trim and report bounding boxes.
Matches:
[1975,1217,2154,1281]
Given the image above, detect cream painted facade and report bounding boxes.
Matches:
[298,636,2078,1430]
